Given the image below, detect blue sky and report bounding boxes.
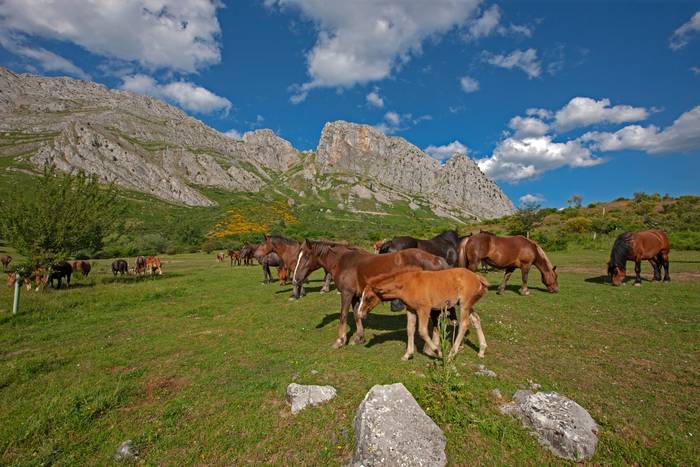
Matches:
[1,1,699,207]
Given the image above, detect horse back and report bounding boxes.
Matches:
[633,229,670,257]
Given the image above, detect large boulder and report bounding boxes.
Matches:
[501,390,599,461]
[351,383,446,467]
[285,383,336,414]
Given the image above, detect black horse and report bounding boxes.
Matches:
[112,259,128,275]
[47,261,73,289]
[257,252,284,284]
[379,230,461,312]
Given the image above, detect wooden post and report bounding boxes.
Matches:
[12,273,21,315]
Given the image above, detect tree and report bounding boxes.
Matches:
[567,195,583,209]
[0,166,121,263]
[508,202,543,237]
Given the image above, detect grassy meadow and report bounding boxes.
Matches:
[0,245,698,465]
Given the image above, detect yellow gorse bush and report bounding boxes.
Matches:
[209,201,298,238]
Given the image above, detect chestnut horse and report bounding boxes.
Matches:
[72,260,91,278]
[146,256,162,275]
[608,229,670,286]
[1,255,11,271]
[256,235,333,299]
[459,231,558,295]
[358,268,489,360]
[227,250,241,266]
[292,243,449,348]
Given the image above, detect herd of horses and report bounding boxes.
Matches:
[216,228,671,360]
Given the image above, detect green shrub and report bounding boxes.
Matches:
[669,231,700,250]
[565,217,592,233]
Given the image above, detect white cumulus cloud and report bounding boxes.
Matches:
[424,140,469,162]
[554,97,649,132]
[121,74,231,115]
[462,4,531,41]
[483,48,541,78]
[459,75,480,93]
[670,11,700,50]
[519,193,545,205]
[0,0,222,73]
[0,35,90,80]
[266,0,481,100]
[508,116,550,138]
[366,88,385,108]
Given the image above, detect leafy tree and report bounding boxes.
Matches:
[567,195,583,208]
[508,202,543,237]
[0,166,121,263]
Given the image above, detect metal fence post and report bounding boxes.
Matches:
[12,273,21,315]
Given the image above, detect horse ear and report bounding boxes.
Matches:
[552,266,557,272]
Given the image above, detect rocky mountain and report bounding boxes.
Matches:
[0,67,514,220]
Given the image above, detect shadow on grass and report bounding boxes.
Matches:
[315,312,405,332]
[585,275,656,285]
[487,284,550,294]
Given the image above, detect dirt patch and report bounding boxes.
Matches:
[142,376,190,400]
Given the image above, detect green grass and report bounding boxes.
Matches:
[0,247,698,465]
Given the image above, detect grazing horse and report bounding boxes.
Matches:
[358,268,489,360]
[608,229,670,286]
[228,249,241,266]
[46,261,72,289]
[146,256,162,275]
[379,230,461,266]
[9,266,48,291]
[216,252,225,263]
[135,256,147,275]
[112,259,128,276]
[254,250,285,284]
[459,231,559,295]
[240,245,256,265]
[293,243,449,348]
[257,235,333,299]
[1,255,11,271]
[72,260,91,278]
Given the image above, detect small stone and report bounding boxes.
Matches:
[286,383,336,414]
[114,440,137,460]
[291,372,300,381]
[491,388,503,399]
[310,369,319,375]
[475,364,497,377]
[503,390,599,461]
[528,379,541,391]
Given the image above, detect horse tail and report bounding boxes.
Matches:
[457,236,469,268]
[477,274,489,297]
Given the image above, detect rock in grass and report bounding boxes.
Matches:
[286,383,336,414]
[114,440,137,460]
[501,390,598,461]
[351,383,446,467]
[475,364,497,377]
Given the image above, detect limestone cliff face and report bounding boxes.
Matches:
[0,68,515,219]
[315,121,515,218]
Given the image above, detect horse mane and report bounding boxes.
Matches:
[479,229,496,235]
[431,230,459,244]
[532,241,554,271]
[609,232,633,271]
[366,266,423,288]
[307,239,358,256]
[267,235,298,246]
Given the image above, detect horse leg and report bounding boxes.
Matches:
[662,251,671,282]
[351,296,366,345]
[419,308,442,358]
[498,267,515,295]
[470,312,487,358]
[402,311,417,361]
[449,304,470,359]
[332,291,353,348]
[429,309,441,351]
[649,256,660,281]
[320,272,332,293]
[519,265,531,296]
[634,260,642,286]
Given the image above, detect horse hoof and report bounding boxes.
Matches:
[288,296,297,302]
[478,352,485,358]
[401,353,413,361]
[350,336,365,345]
[332,339,345,349]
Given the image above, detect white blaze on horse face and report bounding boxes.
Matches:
[292,251,304,283]
[358,289,366,316]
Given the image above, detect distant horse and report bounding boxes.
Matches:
[240,245,256,265]
[608,229,670,286]
[459,231,558,295]
[9,266,48,291]
[112,259,128,276]
[135,256,147,275]
[228,249,241,266]
[379,230,461,266]
[1,255,11,271]
[257,235,333,299]
[47,261,72,289]
[255,250,285,284]
[293,243,449,348]
[358,268,489,360]
[72,260,91,278]
[147,256,162,275]
[372,240,386,252]
[216,251,225,263]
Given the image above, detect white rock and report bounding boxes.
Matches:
[286,383,336,414]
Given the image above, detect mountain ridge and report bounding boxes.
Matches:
[0,67,515,220]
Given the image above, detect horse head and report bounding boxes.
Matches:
[607,262,625,286]
[541,265,559,293]
[292,239,315,286]
[357,285,381,319]
[254,241,273,259]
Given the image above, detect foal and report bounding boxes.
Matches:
[357,268,489,360]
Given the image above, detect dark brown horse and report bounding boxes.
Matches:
[608,229,670,286]
[72,260,91,278]
[240,245,256,265]
[227,249,241,266]
[459,231,558,295]
[293,243,449,348]
[135,255,147,275]
[379,230,461,266]
[256,235,333,299]
[46,261,73,289]
[255,250,285,284]
[1,255,11,271]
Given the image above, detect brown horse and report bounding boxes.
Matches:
[146,256,162,275]
[72,260,91,278]
[227,250,241,266]
[608,229,670,286]
[216,251,225,263]
[459,231,558,295]
[135,255,147,275]
[240,245,256,265]
[1,255,11,271]
[358,268,489,360]
[7,268,46,292]
[293,243,449,348]
[257,235,333,299]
